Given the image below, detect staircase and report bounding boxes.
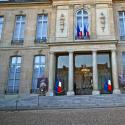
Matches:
[1,94,125,110]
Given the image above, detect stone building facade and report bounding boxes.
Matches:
[0,0,125,98]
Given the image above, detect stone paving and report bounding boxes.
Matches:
[1,94,125,110]
[1,107,125,125]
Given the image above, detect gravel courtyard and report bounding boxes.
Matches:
[1,107,125,125]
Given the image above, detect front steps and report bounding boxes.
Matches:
[0,94,125,110]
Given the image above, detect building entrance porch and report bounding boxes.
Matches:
[47,44,121,96]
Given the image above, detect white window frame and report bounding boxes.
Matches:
[32,55,46,93]
[13,15,26,41]
[7,56,21,94]
[0,16,4,40]
[119,11,125,40]
[36,14,48,42]
[75,9,89,40]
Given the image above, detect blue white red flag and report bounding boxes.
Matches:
[84,24,90,38]
[104,80,112,92]
[104,80,108,92]
[55,80,63,94]
[108,80,112,91]
[77,24,82,38]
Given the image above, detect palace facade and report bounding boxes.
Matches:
[0,0,125,98]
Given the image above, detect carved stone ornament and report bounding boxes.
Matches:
[60,14,65,32]
[100,12,106,32]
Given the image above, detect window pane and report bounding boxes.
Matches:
[36,22,42,39]
[32,55,46,92]
[16,16,21,21]
[42,21,47,38]
[36,15,48,40]
[35,56,40,63]
[12,57,16,64]
[13,16,25,40]
[119,18,125,36]
[76,9,89,40]
[17,57,21,64]
[7,56,21,94]
[43,15,48,20]
[83,10,88,16]
[0,17,3,39]
[119,12,124,18]
[77,10,82,16]
[20,22,25,39]
[16,66,21,73]
[0,17,4,22]
[40,56,45,64]
[38,15,42,20]
[13,23,20,40]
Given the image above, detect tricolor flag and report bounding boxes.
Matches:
[108,80,112,91]
[84,24,90,38]
[55,80,63,94]
[77,24,82,39]
[104,80,112,92]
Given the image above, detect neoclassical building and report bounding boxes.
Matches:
[0,0,125,98]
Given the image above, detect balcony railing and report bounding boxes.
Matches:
[34,38,47,43]
[11,39,24,45]
[5,88,19,94]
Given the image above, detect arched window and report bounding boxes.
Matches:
[75,9,90,40]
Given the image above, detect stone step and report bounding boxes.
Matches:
[1,94,125,110]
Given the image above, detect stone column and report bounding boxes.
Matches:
[47,52,55,96]
[92,51,100,95]
[111,50,121,94]
[67,51,74,96]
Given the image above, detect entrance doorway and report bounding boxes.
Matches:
[55,54,69,95]
[97,52,113,94]
[74,53,93,95]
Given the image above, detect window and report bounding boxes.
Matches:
[119,12,125,40]
[12,15,26,43]
[0,16,4,40]
[32,55,45,93]
[75,9,90,40]
[7,56,22,94]
[35,14,48,43]
[122,52,125,74]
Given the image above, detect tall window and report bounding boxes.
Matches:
[32,55,45,93]
[122,52,125,74]
[0,16,4,40]
[7,56,22,94]
[35,14,48,43]
[76,9,90,40]
[12,15,26,43]
[119,12,125,40]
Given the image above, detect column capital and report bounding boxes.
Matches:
[111,49,117,53]
[68,50,74,53]
[92,50,97,53]
[49,51,54,54]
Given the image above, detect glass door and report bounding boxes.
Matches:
[97,53,112,94]
[74,53,93,95]
[55,55,69,95]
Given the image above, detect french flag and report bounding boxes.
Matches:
[77,24,82,38]
[58,81,63,93]
[84,24,90,38]
[104,80,112,92]
[55,80,63,94]
[108,80,112,91]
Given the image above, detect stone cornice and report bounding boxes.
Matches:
[0,0,52,7]
[48,40,118,46]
